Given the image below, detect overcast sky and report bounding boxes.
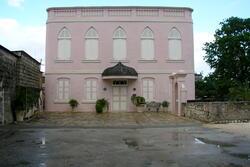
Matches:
[0,0,249,74]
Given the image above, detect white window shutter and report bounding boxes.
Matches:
[168,28,182,60]
[57,79,70,100]
[113,27,126,60]
[141,27,154,60]
[85,27,99,60]
[57,28,71,60]
[142,79,154,102]
[169,40,182,60]
[85,79,97,101]
[141,39,154,60]
[113,39,126,60]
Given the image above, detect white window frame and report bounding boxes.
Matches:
[85,78,98,101]
[85,27,99,60]
[141,27,155,60]
[142,78,154,102]
[57,27,71,61]
[57,78,70,101]
[113,27,127,60]
[168,28,182,60]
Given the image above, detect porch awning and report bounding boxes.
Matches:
[102,62,138,79]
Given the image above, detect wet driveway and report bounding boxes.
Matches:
[0,125,249,167]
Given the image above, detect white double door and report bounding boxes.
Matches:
[112,86,127,111]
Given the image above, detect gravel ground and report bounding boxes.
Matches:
[204,122,250,138]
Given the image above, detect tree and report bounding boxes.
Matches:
[202,17,250,100]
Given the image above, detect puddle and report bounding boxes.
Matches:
[194,137,236,147]
[230,153,250,160]
[40,153,48,157]
[39,162,46,167]
[123,138,139,150]
[194,138,205,144]
[42,137,46,145]
[18,160,30,165]
[16,139,25,143]
[3,131,15,139]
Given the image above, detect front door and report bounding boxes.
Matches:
[112,86,127,111]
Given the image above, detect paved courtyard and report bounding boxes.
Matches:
[0,112,249,167]
[17,112,200,128]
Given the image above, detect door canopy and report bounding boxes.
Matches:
[102,62,138,79]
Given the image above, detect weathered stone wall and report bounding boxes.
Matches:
[183,101,250,123]
[14,51,41,89]
[0,47,17,124]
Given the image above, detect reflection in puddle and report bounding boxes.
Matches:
[230,153,250,160]
[39,162,46,167]
[194,138,205,144]
[123,138,139,150]
[42,137,46,145]
[40,137,46,149]
[194,137,236,147]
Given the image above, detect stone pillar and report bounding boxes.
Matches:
[169,72,187,116]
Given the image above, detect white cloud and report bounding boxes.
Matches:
[0,18,45,71]
[7,0,24,7]
[194,32,214,76]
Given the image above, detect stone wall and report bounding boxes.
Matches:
[183,101,250,123]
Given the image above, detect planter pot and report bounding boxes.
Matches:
[163,107,168,112]
[136,105,145,112]
[103,105,108,112]
[24,109,32,118]
[16,110,25,122]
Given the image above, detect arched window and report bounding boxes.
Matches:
[57,78,70,101]
[113,27,126,60]
[168,28,182,60]
[142,78,154,102]
[57,27,71,60]
[85,27,99,60]
[141,27,154,60]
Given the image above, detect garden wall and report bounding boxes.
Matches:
[183,101,250,123]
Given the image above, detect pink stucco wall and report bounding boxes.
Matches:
[45,6,195,112]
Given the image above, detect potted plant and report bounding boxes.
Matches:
[131,95,145,112]
[161,100,169,112]
[95,98,108,113]
[69,99,79,112]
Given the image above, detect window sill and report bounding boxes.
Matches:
[55,60,73,63]
[82,60,101,63]
[138,59,157,63]
[110,60,129,63]
[54,100,69,104]
[82,100,96,104]
[166,59,185,63]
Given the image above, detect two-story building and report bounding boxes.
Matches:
[45,6,195,115]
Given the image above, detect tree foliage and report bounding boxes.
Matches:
[198,17,250,101]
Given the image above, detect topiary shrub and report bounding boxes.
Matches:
[131,95,145,106]
[69,99,78,111]
[136,96,145,106]
[162,101,169,108]
[95,98,108,113]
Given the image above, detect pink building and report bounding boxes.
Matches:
[45,6,195,115]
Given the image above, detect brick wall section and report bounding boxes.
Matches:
[183,101,250,123]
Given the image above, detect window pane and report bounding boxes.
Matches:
[58,39,71,60]
[113,39,126,60]
[169,40,182,60]
[58,79,70,100]
[86,92,91,100]
[85,39,98,60]
[141,39,154,60]
[92,93,97,100]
